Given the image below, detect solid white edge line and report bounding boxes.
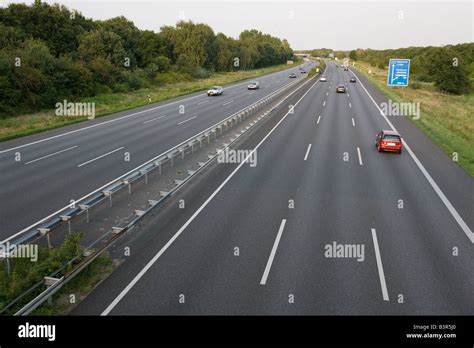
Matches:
[0,67,298,154]
[304,144,312,161]
[77,147,124,168]
[371,228,389,301]
[2,77,304,245]
[357,147,363,166]
[25,146,78,165]
[101,76,321,315]
[177,116,197,125]
[350,69,474,243]
[143,115,166,124]
[260,219,287,285]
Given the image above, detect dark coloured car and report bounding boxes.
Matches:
[350,77,356,83]
[289,73,297,78]
[375,130,403,154]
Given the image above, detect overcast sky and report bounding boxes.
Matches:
[6,0,473,50]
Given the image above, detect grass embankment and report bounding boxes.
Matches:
[353,61,474,176]
[0,63,297,142]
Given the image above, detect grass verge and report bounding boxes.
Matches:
[353,61,474,176]
[0,63,297,142]
[0,233,115,315]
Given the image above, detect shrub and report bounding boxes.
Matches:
[191,67,210,79]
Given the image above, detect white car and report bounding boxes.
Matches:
[247,81,259,90]
[207,86,223,96]
[320,75,327,82]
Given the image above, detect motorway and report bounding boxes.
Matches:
[0,61,315,240]
[72,61,474,315]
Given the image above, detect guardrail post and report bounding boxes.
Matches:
[60,216,71,234]
[3,257,11,278]
[44,277,61,306]
[39,228,52,249]
[104,191,113,207]
[79,205,90,223]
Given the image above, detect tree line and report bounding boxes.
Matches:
[0,1,294,117]
[307,44,473,94]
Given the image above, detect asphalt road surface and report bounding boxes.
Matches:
[72,61,474,315]
[0,61,315,240]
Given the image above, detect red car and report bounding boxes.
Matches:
[375,130,402,154]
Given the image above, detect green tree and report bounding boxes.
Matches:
[426,48,471,94]
[349,50,358,61]
[78,28,126,67]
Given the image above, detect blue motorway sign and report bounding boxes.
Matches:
[387,59,410,86]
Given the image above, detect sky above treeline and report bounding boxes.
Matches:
[6,0,473,50]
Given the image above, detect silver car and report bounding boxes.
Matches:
[247,81,259,90]
[207,86,223,96]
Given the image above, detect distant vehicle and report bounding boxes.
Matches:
[350,77,356,83]
[247,81,259,90]
[207,86,223,96]
[375,130,403,154]
[320,75,327,82]
[289,73,297,78]
[343,66,349,71]
[336,84,346,93]
[300,70,307,74]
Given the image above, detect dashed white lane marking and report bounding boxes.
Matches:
[77,146,124,167]
[143,115,166,124]
[351,69,474,243]
[177,116,197,125]
[357,147,363,166]
[260,219,287,285]
[317,115,321,124]
[25,146,78,165]
[304,144,312,161]
[352,118,355,127]
[222,100,234,106]
[100,74,322,315]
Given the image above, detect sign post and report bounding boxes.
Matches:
[387,59,410,86]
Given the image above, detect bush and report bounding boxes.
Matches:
[0,233,83,313]
[415,74,433,83]
[154,71,192,85]
[112,83,128,93]
[191,67,210,79]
